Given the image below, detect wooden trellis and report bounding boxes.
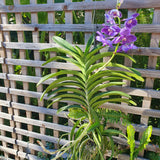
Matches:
[0,0,160,159]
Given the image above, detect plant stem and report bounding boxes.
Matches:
[95,52,115,73]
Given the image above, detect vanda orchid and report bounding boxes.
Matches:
[96,9,138,53]
[37,2,152,160]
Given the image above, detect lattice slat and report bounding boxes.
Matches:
[47,0,59,148]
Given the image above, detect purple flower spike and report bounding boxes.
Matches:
[108,9,122,18]
[96,31,113,47]
[101,25,120,37]
[125,13,139,29]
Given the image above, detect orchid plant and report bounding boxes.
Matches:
[37,1,152,160]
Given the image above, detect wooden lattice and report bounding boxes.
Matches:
[0,0,160,159]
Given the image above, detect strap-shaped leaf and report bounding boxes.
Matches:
[52,36,78,54]
[86,62,105,76]
[102,129,126,138]
[92,98,136,108]
[42,56,83,70]
[116,53,136,63]
[87,77,125,92]
[127,125,135,160]
[87,70,135,87]
[48,97,87,107]
[84,33,95,55]
[40,47,83,65]
[107,63,144,82]
[37,70,85,86]
[116,70,144,82]
[40,80,85,100]
[75,45,83,57]
[135,125,152,157]
[88,82,125,100]
[87,121,100,133]
[86,43,104,60]
[57,104,82,114]
[48,93,87,106]
[70,118,85,141]
[90,91,131,105]
[47,87,86,98]
[75,123,88,139]
[86,52,113,70]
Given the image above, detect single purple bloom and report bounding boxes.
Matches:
[124,13,139,29]
[108,9,122,18]
[117,43,138,53]
[96,31,113,47]
[101,25,120,37]
[112,36,123,44]
[112,34,137,45]
[125,35,137,43]
[105,14,116,24]
[120,27,131,36]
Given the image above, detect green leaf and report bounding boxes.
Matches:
[52,36,78,54]
[86,52,113,69]
[108,63,144,82]
[40,76,85,100]
[68,108,88,120]
[42,56,83,70]
[57,104,82,114]
[87,77,125,91]
[92,98,136,108]
[88,82,126,100]
[86,43,104,60]
[48,97,87,107]
[90,91,131,105]
[86,62,105,76]
[116,70,144,82]
[48,93,87,106]
[85,33,95,55]
[116,53,136,63]
[87,70,135,87]
[135,125,152,157]
[75,45,83,57]
[37,70,85,86]
[75,123,88,139]
[48,87,86,98]
[102,129,126,138]
[70,119,83,141]
[127,124,135,160]
[40,47,84,67]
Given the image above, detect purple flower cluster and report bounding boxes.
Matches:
[96,9,139,53]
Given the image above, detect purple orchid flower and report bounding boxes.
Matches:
[117,43,137,53]
[124,13,139,29]
[96,31,113,47]
[112,34,137,44]
[96,8,139,53]
[105,14,116,24]
[101,25,120,37]
[112,27,137,45]
[108,9,122,18]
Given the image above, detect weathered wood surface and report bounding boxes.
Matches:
[2,24,160,33]
[3,42,160,56]
[1,0,160,13]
